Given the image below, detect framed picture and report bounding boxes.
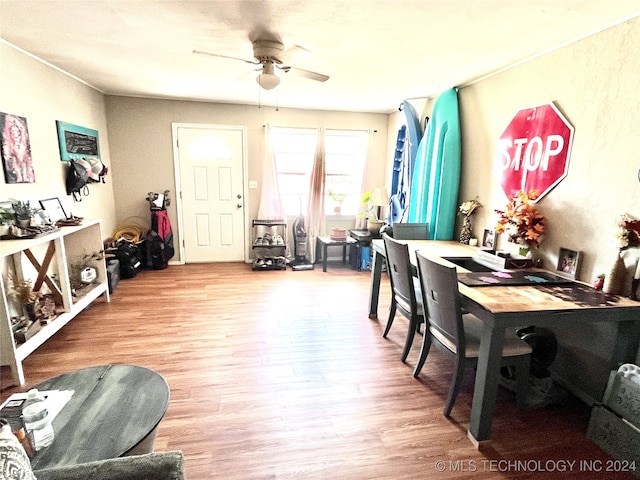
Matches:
[1,112,35,183]
[56,120,100,162]
[556,247,581,279]
[39,197,67,223]
[482,229,496,249]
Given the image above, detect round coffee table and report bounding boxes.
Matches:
[29,364,170,470]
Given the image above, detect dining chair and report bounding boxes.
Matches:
[382,233,424,362]
[392,222,429,240]
[413,251,532,415]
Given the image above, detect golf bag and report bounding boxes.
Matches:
[146,191,174,270]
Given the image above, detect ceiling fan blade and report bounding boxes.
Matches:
[279,65,329,83]
[280,44,313,64]
[192,49,258,65]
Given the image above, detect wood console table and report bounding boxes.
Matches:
[368,239,640,446]
[0,220,109,386]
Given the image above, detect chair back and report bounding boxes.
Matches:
[382,233,418,314]
[393,223,430,240]
[416,252,465,353]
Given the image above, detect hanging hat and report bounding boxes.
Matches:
[86,157,107,182]
[76,158,93,178]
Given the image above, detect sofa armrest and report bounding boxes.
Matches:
[34,451,184,480]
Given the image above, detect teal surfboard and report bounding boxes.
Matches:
[407,88,461,240]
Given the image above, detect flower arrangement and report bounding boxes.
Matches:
[613,214,640,250]
[495,190,545,248]
[459,197,482,217]
[8,274,42,306]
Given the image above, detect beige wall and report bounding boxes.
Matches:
[386,18,640,289]
[0,41,117,236]
[457,17,640,287]
[104,96,389,262]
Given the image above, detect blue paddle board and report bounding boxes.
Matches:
[389,101,422,224]
[407,88,461,240]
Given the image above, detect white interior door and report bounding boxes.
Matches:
[176,125,246,263]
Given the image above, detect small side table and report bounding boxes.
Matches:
[349,229,381,270]
[315,236,357,272]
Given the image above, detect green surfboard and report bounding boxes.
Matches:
[407,88,461,240]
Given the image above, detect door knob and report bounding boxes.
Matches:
[237,203,242,208]
[237,194,242,199]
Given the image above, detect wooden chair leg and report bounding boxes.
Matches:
[413,331,432,377]
[383,299,397,338]
[401,315,419,362]
[444,358,466,417]
[515,355,531,409]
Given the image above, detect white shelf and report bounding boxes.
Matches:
[0,220,109,386]
[15,283,107,362]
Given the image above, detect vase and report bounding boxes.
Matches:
[603,251,626,295]
[24,303,38,322]
[367,219,384,236]
[459,216,472,244]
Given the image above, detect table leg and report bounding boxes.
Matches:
[468,324,505,446]
[368,250,384,318]
[611,319,640,368]
[323,244,328,272]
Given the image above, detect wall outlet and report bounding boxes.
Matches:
[249,181,258,189]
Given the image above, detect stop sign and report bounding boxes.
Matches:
[495,102,574,202]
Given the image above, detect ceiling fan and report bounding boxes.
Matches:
[193,39,330,90]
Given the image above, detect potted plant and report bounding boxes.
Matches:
[11,200,39,227]
[327,190,346,214]
[8,274,43,322]
[68,251,105,293]
[0,205,15,236]
[360,192,385,235]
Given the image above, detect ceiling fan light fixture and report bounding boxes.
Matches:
[256,72,280,90]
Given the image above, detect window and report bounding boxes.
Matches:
[271,128,317,216]
[272,127,368,216]
[324,129,368,215]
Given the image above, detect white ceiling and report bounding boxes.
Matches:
[1,1,639,114]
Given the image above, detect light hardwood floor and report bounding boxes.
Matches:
[1,262,634,479]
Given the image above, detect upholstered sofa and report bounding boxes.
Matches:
[1,421,184,480]
[34,451,185,480]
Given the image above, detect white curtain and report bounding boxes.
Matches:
[257,123,285,220]
[306,128,326,263]
[356,128,376,229]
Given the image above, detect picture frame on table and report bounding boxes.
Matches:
[556,247,581,279]
[39,197,68,224]
[482,229,496,249]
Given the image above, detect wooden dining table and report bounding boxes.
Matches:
[368,239,640,446]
